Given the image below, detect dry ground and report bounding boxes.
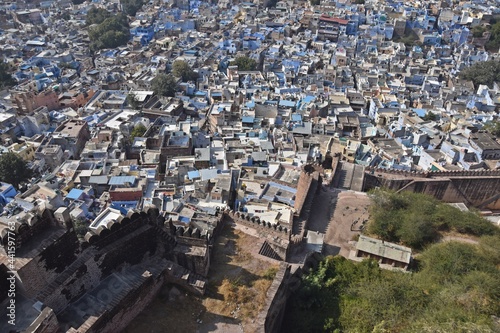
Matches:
[125,223,279,333]
[322,191,371,258]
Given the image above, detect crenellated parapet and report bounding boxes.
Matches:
[366,166,500,179]
[81,206,173,247]
[223,209,291,239]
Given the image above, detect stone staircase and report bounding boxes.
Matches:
[37,225,152,308]
[259,241,284,261]
[164,260,206,293]
[151,224,177,247]
[36,247,98,304]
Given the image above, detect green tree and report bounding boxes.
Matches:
[120,0,144,16]
[483,121,500,137]
[127,93,141,109]
[130,124,147,142]
[230,56,258,71]
[423,112,438,121]
[486,21,500,51]
[151,73,178,97]
[459,60,500,88]
[88,13,130,50]
[367,189,498,249]
[0,62,16,89]
[265,0,278,8]
[86,6,112,26]
[61,11,71,21]
[472,25,486,38]
[72,0,86,4]
[172,60,197,82]
[284,236,500,333]
[309,0,320,5]
[0,152,33,189]
[72,216,88,240]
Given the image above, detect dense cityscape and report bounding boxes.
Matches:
[0,0,499,332]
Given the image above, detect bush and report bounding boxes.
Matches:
[262,267,278,280]
[88,11,130,50]
[151,73,178,97]
[459,60,500,88]
[120,0,144,16]
[367,190,498,249]
[284,240,500,333]
[418,242,496,284]
[230,56,258,71]
[0,62,16,89]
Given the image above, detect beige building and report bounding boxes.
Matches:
[8,142,36,161]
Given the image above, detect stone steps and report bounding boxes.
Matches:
[37,248,98,301]
[259,241,283,261]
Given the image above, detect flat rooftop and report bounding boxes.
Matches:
[471,132,500,151]
[261,181,296,206]
[54,120,86,138]
[168,135,190,147]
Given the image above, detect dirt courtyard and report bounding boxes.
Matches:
[322,190,371,258]
[124,223,278,333]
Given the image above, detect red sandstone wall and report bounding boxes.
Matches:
[294,171,315,216]
[88,272,165,333]
[18,231,80,298]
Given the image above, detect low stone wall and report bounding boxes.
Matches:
[257,252,324,333]
[223,210,291,238]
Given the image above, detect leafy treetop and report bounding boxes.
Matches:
[151,73,178,97]
[172,60,198,82]
[483,120,500,138]
[486,21,500,51]
[367,189,498,249]
[459,60,500,88]
[120,0,144,16]
[130,124,147,142]
[0,62,16,89]
[88,12,130,51]
[230,56,258,71]
[0,152,33,189]
[86,7,112,26]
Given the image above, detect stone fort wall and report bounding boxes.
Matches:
[363,168,500,209]
[18,206,208,333]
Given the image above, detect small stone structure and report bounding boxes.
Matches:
[350,235,412,270]
[223,209,290,260]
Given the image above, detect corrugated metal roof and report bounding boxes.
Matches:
[66,188,84,200]
[242,116,255,123]
[356,235,412,264]
[108,176,136,186]
[187,170,200,180]
[89,175,109,184]
[200,169,218,181]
